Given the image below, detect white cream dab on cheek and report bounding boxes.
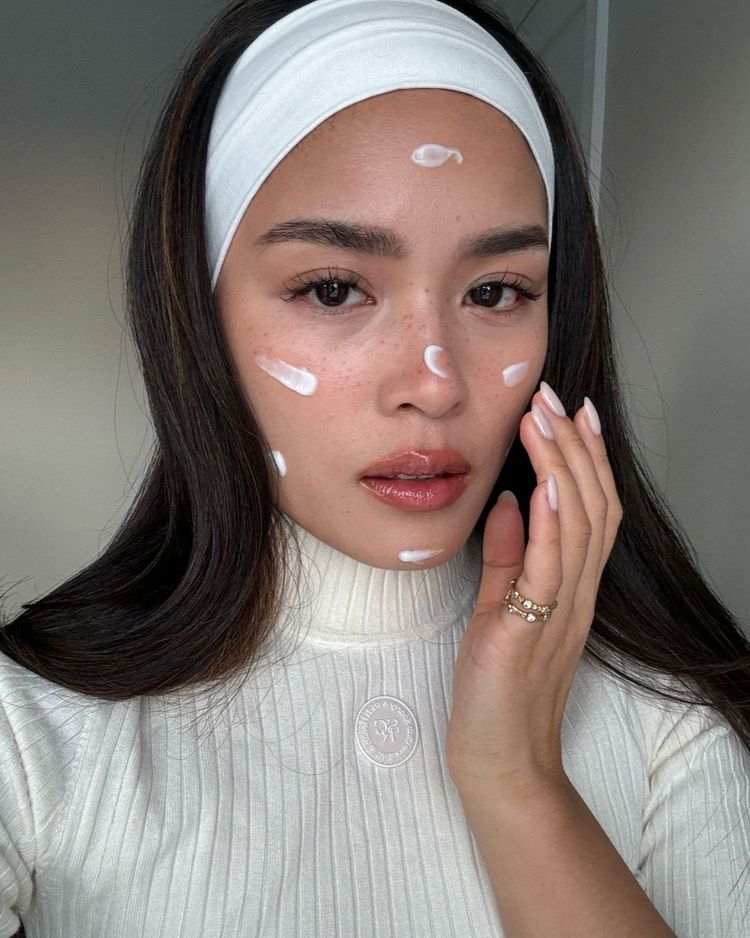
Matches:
[502,360,530,388]
[255,354,318,396]
[411,143,463,167]
[398,548,444,563]
[270,450,287,477]
[423,345,449,378]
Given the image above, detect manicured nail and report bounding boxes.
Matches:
[583,396,601,435]
[546,473,559,511]
[498,489,518,506]
[531,403,554,440]
[539,381,566,417]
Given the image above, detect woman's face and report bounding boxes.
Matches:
[215,89,549,569]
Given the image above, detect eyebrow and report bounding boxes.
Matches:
[254,217,548,260]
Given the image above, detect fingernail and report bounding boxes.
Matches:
[583,396,601,435]
[531,403,555,440]
[539,381,566,417]
[546,473,559,511]
[498,489,518,506]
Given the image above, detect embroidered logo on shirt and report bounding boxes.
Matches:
[355,696,419,767]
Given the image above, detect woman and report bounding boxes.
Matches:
[1,0,748,935]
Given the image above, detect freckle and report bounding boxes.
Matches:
[255,353,318,395]
[502,360,530,388]
[410,143,463,167]
[423,345,450,378]
[398,548,444,563]
[270,450,287,476]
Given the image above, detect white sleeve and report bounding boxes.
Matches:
[0,703,34,938]
[635,701,750,937]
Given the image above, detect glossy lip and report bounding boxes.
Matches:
[358,448,472,513]
[359,474,469,511]
[359,448,471,479]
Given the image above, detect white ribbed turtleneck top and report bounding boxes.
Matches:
[1,519,748,937]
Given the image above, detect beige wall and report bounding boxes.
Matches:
[1,2,226,616]
[599,0,750,633]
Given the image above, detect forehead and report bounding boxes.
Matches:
[247,89,546,222]
[295,88,537,171]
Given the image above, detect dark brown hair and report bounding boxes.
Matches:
[2,0,749,763]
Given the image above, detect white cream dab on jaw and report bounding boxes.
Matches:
[255,354,318,395]
[423,345,449,378]
[270,450,287,477]
[399,549,444,563]
[502,360,530,388]
[411,144,463,167]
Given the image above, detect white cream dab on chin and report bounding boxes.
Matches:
[399,548,444,563]
[270,450,287,476]
[411,144,463,167]
[255,354,318,395]
[423,345,449,378]
[502,360,530,388]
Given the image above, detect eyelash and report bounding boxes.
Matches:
[280,266,543,319]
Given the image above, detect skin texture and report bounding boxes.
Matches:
[215,88,549,569]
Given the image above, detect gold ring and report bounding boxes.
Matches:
[502,578,558,623]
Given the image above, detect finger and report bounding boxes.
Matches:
[473,491,526,617]
[535,388,623,594]
[518,406,591,611]
[504,476,562,631]
[531,387,608,596]
[573,397,624,580]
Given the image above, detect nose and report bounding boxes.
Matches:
[377,312,469,419]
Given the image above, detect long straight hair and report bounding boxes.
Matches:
[2,0,749,757]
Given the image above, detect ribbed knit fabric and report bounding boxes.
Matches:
[1,519,749,937]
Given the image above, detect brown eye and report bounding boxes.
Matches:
[471,282,517,308]
[281,268,369,313]
[313,279,354,307]
[467,278,542,318]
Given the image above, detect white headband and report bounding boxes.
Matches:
[205,0,555,288]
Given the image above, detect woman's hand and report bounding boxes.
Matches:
[445,384,623,799]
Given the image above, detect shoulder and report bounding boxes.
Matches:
[0,649,125,858]
[0,649,100,739]
[568,651,746,771]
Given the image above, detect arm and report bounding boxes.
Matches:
[455,774,677,938]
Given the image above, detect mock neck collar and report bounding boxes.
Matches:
[271,515,483,648]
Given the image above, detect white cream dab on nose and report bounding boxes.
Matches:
[399,548,444,563]
[255,354,318,396]
[270,450,287,476]
[411,143,463,167]
[502,360,530,388]
[423,345,449,378]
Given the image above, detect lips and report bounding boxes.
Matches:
[359,449,471,512]
[359,449,471,479]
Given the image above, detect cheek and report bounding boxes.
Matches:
[471,326,547,447]
[481,321,547,398]
[234,342,369,455]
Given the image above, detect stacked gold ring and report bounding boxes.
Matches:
[502,578,558,623]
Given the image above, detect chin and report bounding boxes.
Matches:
[366,523,475,571]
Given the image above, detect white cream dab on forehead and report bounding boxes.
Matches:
[399,548,444,563]
[423,345,449,378]
[255,354,318,396]
[502,360,530,388]
[411,143,463,167]
[270,450,287,477]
